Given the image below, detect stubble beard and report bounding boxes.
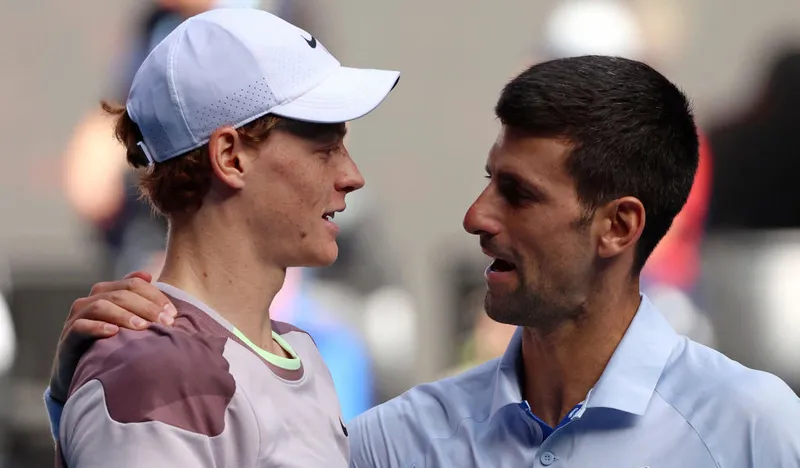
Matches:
[484,279,584,335]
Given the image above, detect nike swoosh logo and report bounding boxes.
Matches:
[303,34,317,48]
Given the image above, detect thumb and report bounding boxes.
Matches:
[124,270,153,283]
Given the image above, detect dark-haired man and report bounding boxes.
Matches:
[347,56,799,467]
[46,56,799,467]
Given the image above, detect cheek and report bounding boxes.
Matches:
[253,156,338,242]
[269,177,332,242]
[245,178,310,236]
[516,217,591,278]
[263,167,328,212]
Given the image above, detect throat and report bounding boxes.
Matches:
[158,249,287,353]
[519,286,643,428]
[519,323,617,428]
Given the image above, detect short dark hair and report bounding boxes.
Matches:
[495,55,699,271]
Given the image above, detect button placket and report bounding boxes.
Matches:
[539,450,557,466]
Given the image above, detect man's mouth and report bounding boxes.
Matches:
[322,207,344,221]
[489,258,517,272]
[481,243,517,273]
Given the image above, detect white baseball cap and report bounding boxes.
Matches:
[127,8,400,164]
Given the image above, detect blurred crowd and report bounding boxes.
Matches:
[1,0,799,465]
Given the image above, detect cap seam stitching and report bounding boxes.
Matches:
[168,22,196,150]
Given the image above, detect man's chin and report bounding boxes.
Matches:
[484,290,563,329]
[486,291,587,332]
[295,243,339,268]
[484,292,528,327]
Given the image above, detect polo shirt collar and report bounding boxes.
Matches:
[489,323,526,416]
[489,294,681,417]
[586,294,681,414]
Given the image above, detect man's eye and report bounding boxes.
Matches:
[498,180,524,206]
[320,144,342,158]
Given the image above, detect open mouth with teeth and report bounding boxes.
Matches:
[323,212,336,221]
[489,258,516,272]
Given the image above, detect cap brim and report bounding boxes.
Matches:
[269,66,400,124]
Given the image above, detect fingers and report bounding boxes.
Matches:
[117,278,177,319]
[86,276,177,323]
[78,294,170,330]
[67,318,120,338]
[124,270,153,283]
[89,275,152,296]
[65,276,177,337]
[51,271,167,402]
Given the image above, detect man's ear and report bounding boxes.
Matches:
[208,126,246,190]
[595,197,645,260]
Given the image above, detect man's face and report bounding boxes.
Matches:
[463,127,597,331]
[241,123,364,269]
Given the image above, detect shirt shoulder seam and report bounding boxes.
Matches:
[233,378,262,460]
[653,388,722,468]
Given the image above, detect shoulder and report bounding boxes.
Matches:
[656,338,800,465]
[272,319,322,361]
[659,337,797,413]
[69,325,236,435]
[356,357,500,434]
[273,319,314,341]
[350,358,501,466]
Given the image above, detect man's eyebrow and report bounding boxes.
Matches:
[490,166,549,199]
[281,121,347,143]
[322,123,347,143]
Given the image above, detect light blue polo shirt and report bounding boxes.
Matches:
[350,295,800,468]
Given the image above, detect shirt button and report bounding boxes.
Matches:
[540,451,556,466]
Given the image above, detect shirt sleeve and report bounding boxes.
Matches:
[59,330,259,468]
[43,386,64,442]
[349,409,389,468]
[60,380,226,468]
[707,371,800,468]
[349,401,418,468]
[747,378,800,467]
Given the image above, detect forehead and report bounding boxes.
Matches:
[488,128,574,184]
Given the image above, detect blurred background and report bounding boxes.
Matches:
[1,0,800,465]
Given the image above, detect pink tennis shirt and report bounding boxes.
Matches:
[57,282,348,467]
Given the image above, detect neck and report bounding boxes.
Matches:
[520,277,641,427]
[157,209,286,354]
